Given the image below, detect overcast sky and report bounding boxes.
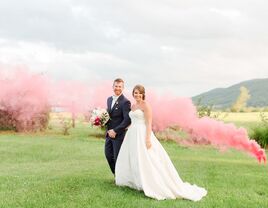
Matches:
[0,0,267,97]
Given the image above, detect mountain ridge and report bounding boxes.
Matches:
[192,78,268,108]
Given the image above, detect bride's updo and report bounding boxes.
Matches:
[132,84,146,100]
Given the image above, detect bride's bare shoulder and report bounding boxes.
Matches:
[142,101,151,110]
[142,101,150,106]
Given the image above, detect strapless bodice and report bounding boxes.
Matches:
[129,109,145,125]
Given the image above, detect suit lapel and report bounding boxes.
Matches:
[111,94,124,113]
[108,97,113,113]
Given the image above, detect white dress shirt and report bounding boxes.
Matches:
[111,94,121,109]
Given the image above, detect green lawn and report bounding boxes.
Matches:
[0,123,267,208]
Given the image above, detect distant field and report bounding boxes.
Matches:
[222,112,267,123]
[208,112,268,133]
[48,111,268,135]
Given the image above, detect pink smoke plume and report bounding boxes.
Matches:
[0,67,111,122]
[0,67,266,163]
[50,80,111,113]
[0,68,50,124]
[146,92,266,164]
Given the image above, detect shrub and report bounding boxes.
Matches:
[250,112,268,148]
[0,109,16,131]
[250,126,268,148]
[195,98,227,119]
[0,108,50,132]
[0,69,50,132]
[58,116,73,135]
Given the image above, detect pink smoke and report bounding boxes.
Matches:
[0,68,111,124]
[50,80,111,113]
[146,92,266,164]
[0,67,266,163]
[0,68,50,124]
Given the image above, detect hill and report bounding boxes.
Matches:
[192,78,268,108]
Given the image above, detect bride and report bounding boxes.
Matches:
[115,84,207,201]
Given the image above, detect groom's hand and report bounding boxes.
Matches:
[108,129,117,139]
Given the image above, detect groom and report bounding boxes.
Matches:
[105,78,131,174]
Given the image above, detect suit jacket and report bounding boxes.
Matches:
[106,94,131,140]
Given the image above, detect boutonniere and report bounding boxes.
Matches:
[115,101,119,110]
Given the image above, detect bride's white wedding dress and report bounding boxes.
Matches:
[115,109,207,201]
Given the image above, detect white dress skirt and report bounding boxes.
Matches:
[115,109,207,201]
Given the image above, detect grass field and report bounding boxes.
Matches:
[0,113,267,208]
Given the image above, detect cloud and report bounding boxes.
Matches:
[0,0,268,96]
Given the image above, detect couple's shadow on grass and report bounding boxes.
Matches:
[100,177,189,203]
[100,176,151,200]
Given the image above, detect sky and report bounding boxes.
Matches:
[0,0,267,97]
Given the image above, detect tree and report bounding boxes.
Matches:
[231,86,251,112]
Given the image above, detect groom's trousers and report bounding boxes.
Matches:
[105,137,124,174]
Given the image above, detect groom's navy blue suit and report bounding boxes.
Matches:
[105,94,131,174]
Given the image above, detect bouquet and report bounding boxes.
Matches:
[90,108,110,127]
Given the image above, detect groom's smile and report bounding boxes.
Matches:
[113,81,124,96]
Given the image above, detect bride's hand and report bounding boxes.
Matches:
[146,140,152,149]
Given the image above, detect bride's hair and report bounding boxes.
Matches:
[132,85,145,100]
